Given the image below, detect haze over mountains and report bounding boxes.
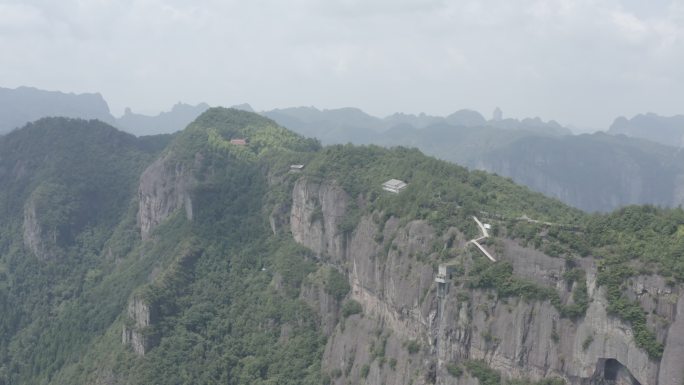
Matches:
[2,85,684,212]
[609,113,684,147]
[0,86,210,137]
[0,86,116,132]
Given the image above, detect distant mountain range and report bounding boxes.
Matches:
[2,85,683,212]
[262,106,570,145]
[0,86,569,139]
[609,113,684,147]
[0,86,116,133]
[0,86,210,137]
[117,102,211,136]
[474,133,684,212]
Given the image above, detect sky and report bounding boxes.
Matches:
[0,0,682,129]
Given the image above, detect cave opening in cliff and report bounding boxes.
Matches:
[598,358,642,385]
[604,358,620,380]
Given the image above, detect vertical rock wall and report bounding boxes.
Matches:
[289,176,684,385]
[122,295,156,356]
[138,152,196,240]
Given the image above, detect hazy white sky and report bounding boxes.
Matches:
[1,0,682,128]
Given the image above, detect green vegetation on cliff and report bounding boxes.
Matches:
[302,143,583,238]
[464,360,565,385]
[0,118,170,384]
[506,206,684,359]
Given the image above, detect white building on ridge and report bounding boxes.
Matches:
[382,179,408,193]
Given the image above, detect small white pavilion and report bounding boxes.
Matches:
[382,179,408,193]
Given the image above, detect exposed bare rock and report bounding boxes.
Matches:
[138,152,196,240]
[300,277,340,336]
[658,293,684,385]
[22,183,71,259]
[122,295,157,356]
[289,178,684,385]
[500,238,566,287]
[269,201,290,235]
[290,177,349,262]
[323,313,429,385]
[23,196,51,259]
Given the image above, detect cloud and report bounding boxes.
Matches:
[0,3,47,33]
[0,0,682,127]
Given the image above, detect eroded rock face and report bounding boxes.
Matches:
[23,197,50,259]
[290,178,684,385]
[138,152,196,240]
[590,359,642,385]
[22,184,70,259]
[659,294,684,385]
[269,202,290,236]
[290,178,349,262]
[300,279,340,336]
[122,296,156,356]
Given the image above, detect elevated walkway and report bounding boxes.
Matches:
[469,216,496,262]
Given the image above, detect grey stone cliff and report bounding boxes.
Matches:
[290,176,684,385]
[138,152,197,240]
[23,196,51,259]
[122,295,156,356]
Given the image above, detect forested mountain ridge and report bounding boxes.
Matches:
[0,109,683,384]
[0,118,171,383]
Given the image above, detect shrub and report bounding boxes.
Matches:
[341,300,362,318]
[446,363,463,377]
[406,340,420,354]
[325,268,350,300]
[360,364,370,378]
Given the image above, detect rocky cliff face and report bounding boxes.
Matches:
[22,183,73,260]
[122,295,157,356]
[300,277,341,336]
[138,152,197,240]
[290,177,684,385]
[22,196,53,259]
[290,177,349,262]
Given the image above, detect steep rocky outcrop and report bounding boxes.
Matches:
[138,152,197,240]
[21,182,76,260]
[659,294,684,384]
[300,277,341,336]
[22,196,52,259]
[290,177,684,385]
[290,177,349,262]
[122,295,157,356]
